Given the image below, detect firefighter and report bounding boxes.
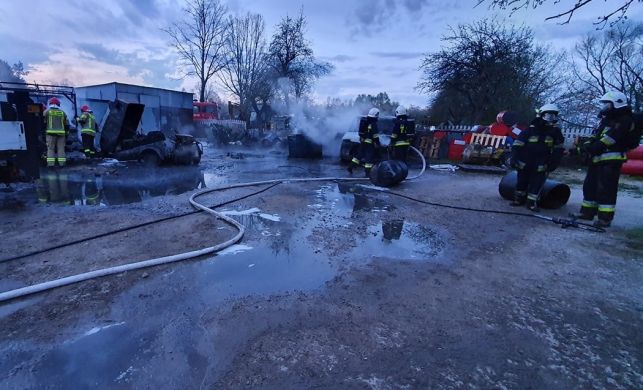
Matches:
[577,91,634,227]
[77,105,97,158]
[348,107,380,177]
[390,106,416,162]
[43,97,69,167]
[510,103,564,211]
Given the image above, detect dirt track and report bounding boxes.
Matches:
[0,148,641,389]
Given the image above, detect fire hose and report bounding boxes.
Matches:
[0,146,600,303]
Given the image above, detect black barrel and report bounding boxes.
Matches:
[369,160,409,187]
[499,171,571,209]
[288,134,322,158]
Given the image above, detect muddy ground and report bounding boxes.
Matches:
[0,146,641,389]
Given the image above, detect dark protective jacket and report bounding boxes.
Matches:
[584,106,634,164]
[358,116,380,145]
[512,117,564,172]
[391,116,416,146]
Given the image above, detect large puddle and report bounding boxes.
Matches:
[0,182,447,387]
[26,166,206,206]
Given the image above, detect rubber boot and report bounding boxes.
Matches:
[526,199,540,212]
[571,212,594,221]
[347,164,353,175]
[364,168,371,178]
[510,196,526,207]
[594,219,611,228]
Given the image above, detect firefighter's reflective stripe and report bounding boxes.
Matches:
[516,161,526,169]
[372,133,379,139]
[600,135,616,146]
[46,157,56,164]
[400,125,406,134]
[363,163,373,169]
[592,151,627,163]
[81,129,96,135]
[537,165,547,172]
[598,204,615,213]
[515,190,526,196]
[512,140,525,147]
[527,193,539,200]
[528,136,539,143]
[544,136,554,146]
[363,138,373,144]
[394,141,410,147]
[391,134,398,139]
[46,110,65,134]
[351,157,361,164]
[581,200,598,208]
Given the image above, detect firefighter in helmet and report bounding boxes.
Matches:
[349,107,380,177]
[510,103,565,211]
[390,106,416,163]
[577,91,634,227]
[43,97,69,167]
[77,105,97,157]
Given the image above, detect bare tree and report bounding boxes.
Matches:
[268,10,332,109]
[0,60,28,83]
[478,0,641,27]
[418,19,565,124]
[164,0,228,102]
[219,13,270,123]
[569,21,643,113]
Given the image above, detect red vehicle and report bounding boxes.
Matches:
[193,101,219,122]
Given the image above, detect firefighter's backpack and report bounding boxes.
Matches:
[627,112,643,150]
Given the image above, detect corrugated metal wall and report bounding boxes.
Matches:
[75,83,194,135]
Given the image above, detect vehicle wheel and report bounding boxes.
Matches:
[141,151,161,167]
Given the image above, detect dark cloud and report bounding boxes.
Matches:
[370,51,424,59]
[0,34,51,65]
[348,0,436,36]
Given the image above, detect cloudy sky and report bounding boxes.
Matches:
[1,0,641,106]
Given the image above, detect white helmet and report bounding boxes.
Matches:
[367,107,380,118]
[539,103,559,114]
[395,106,407,117]
[599,91,628,109]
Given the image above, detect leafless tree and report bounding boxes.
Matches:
[219,13,270,123]
[164,0,228,102]
[569,22,643,114]
[478,0,641,27]
[268,10,332,109]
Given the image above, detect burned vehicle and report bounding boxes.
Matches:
[101,100,202,166]
[339,115,396,163]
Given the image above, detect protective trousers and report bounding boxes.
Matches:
[390,144,409,162]
[515,167,547,202]
[46,134,66,167]
[351,141,376,172]
[82,133,96,157]
[581,162,622,222]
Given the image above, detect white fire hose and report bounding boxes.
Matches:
[0,148,426,303]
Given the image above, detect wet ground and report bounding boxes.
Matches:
[0,145,642,389]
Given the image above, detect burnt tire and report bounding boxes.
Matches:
[140,151,161,167]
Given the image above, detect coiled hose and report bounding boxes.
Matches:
[0,148,427,303]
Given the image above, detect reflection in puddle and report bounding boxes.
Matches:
[33,166,205,206]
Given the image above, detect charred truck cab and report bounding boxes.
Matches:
[101,100,202,166]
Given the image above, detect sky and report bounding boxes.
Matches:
[1,0,641,107]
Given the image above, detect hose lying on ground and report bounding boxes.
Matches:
[0,146,599,303]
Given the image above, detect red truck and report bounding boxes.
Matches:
[193,101,219,122]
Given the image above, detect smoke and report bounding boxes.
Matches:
[293,104,364,156]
